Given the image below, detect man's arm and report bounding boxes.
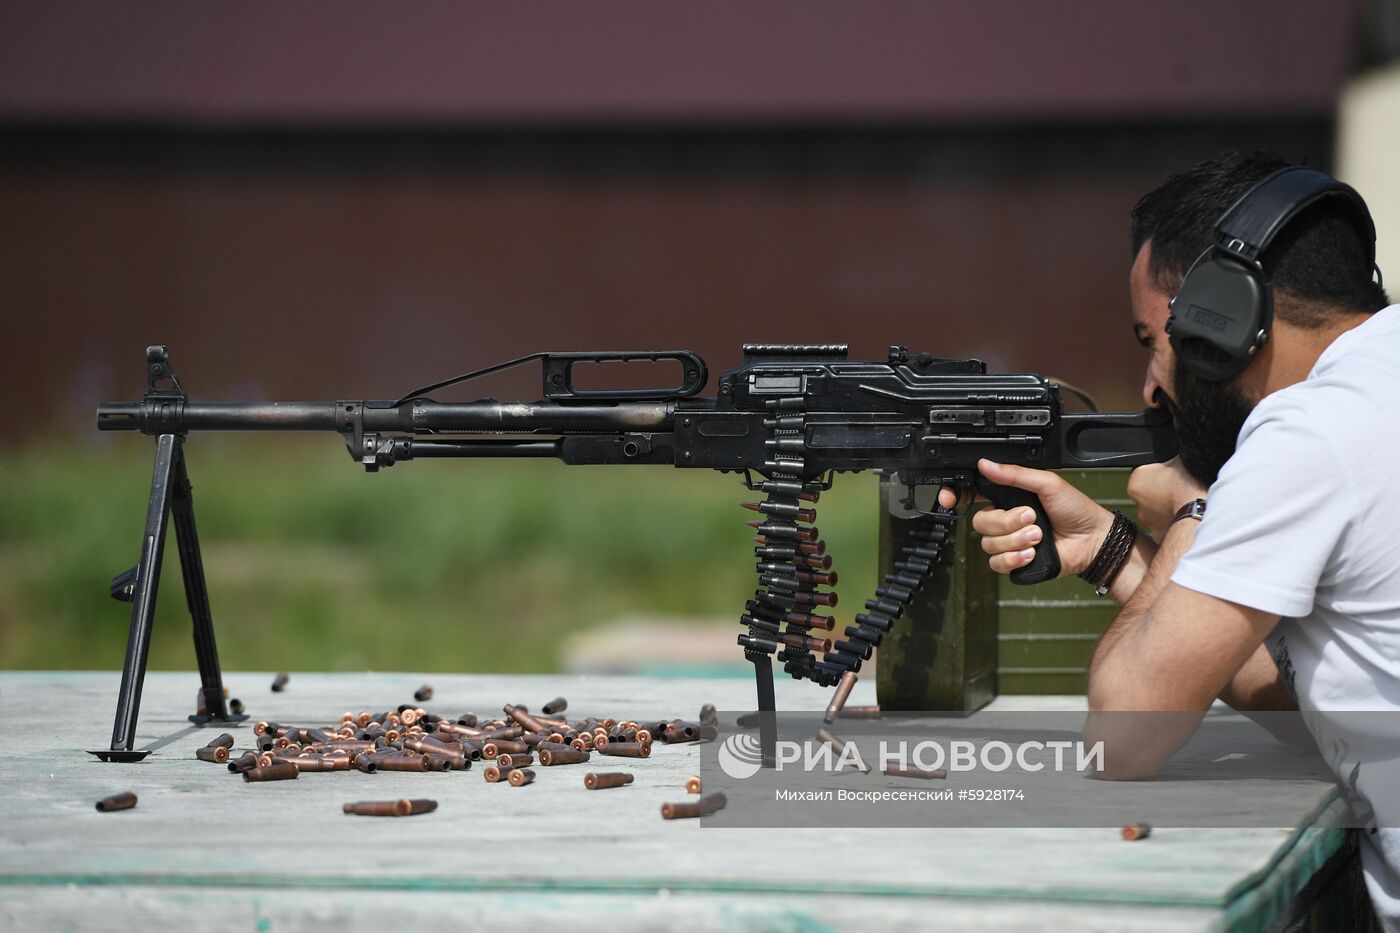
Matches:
[1086,518,1283,777]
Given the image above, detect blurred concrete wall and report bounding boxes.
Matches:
[1339,61,1400,290]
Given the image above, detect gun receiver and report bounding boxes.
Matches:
[92,344,1175,762]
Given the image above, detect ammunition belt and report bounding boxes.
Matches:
[737,395,957,692]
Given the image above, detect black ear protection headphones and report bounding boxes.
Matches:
[1167,166,1382,382]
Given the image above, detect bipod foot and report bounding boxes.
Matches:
[87,749,152,763]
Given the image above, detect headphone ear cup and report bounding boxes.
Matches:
[1167,254,1269,382]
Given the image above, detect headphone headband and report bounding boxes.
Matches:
[1167,164,1380,383]
[1214,166,1377,267]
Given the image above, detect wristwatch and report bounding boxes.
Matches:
[1172,498,1207,524]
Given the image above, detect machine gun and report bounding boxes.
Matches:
[90,344,1176,762]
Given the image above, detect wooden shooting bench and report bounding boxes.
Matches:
[0,671,1372,931]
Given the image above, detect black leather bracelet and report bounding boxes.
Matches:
[1078,510,1138,597]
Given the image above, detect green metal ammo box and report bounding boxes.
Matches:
[875,468,1136,710]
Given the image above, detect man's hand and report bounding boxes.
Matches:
[1126,456,1208,540]
[937,458,1115,578]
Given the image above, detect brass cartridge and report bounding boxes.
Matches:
[507,768,536,787]
[195,745,229,764]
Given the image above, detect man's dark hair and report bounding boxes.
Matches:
[1130,150,1389,326]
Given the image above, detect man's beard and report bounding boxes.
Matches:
[1162,358,1256,487]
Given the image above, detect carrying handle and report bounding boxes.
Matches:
[541,351,708,400]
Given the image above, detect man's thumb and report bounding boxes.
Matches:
[978,458,1059,496]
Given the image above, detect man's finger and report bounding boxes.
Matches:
[989,547,1036,575]
[971,506,1038,537]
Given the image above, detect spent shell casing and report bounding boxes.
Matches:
[422,755,453,772]
[698,703,717,723]
[507,768,536,787]
[344,799,413,817]
[228,698,246,715]
[661,792,727,820]
[353,756,378,774]
[1121,823,1152,841]
[503,703,548,734]
[426,753,468,771]
[686,776,703,794]
[95,791,137,812]
[206,733,236,750]
[372,755,430,772]
[483,739,530,757]
[823,671,858,724]
[542,696,568,715]
[538,748,590,766]
[598,742,650,759]
[195,745,229,764]
[837,705,882,719]
[243,762,299,782]
[498,753,534,768]
[883,764,946,780]
[482,764,511,783]
[815,727,869,771]
[228,752,260,773]
[413,685,434,702]
[271,673,289,693]
[584,772,634,790]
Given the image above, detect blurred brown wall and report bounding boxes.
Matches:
[0,2,1357,436]
[0,124,1336,435]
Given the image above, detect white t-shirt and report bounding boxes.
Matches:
[1173,304,1400,928]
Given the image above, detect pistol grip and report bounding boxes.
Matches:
[975,479,1061,585]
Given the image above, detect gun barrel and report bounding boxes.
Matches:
[98,400,675,435]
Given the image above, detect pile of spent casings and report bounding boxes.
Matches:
[197,693,725,818]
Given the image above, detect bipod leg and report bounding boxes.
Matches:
[170,441,245,726]
[751,653,778,768]
[89,433,179,762]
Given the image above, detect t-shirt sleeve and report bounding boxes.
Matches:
[1171,394,1355,618]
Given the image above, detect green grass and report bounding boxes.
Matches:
[0,438,879,672]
